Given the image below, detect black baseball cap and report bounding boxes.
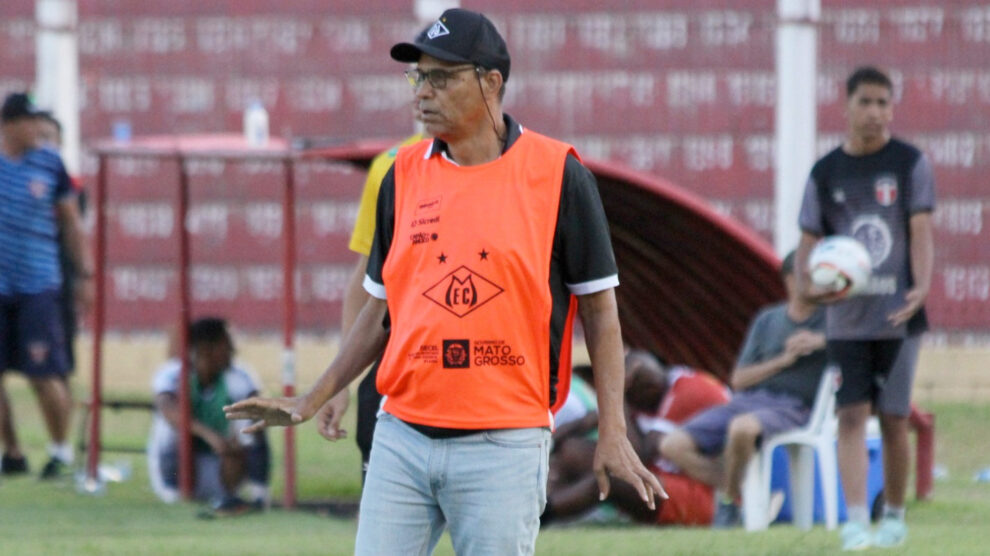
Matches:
[391,8,511,82]
[1,92,43,123]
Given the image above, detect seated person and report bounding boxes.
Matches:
[553,365,599,448]
[554,364,597,431]
[547,368,599,501]
[147,317,270,514]
[659,250,826,527]
[543,350,729,526]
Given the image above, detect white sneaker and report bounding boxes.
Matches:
[840,521,872,551]
[873,517,907,548]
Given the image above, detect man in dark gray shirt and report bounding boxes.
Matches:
[796,66,935,551]
[660,251,826,528]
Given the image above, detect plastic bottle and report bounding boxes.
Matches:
[243,100,269,147]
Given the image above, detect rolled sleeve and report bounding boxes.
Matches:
[567,274,619,296]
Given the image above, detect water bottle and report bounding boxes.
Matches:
[243,100,269,147]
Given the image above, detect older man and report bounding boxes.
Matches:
[226,8,662,555]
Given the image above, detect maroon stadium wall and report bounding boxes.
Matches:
[1,0,987,343]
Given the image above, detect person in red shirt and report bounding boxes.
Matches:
[544,350,730,526]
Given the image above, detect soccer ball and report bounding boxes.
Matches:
[808,235,873,297]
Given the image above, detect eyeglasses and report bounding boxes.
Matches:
[404,65,478,90]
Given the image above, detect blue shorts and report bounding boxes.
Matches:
[0,290,70,379]
[681,389,811,456]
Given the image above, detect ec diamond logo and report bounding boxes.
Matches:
[423,265,504,318]
[427,21,450,40]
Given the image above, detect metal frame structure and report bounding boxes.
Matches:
[88,136,297,506]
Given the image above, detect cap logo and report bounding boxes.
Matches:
[427,21,450,40]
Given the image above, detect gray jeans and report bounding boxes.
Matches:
[356,413,550,556]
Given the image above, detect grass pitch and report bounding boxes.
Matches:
[1,378,988,555]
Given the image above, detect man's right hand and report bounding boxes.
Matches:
[224,396,312,434]
[803,281,853,305]
[784,329,826,360]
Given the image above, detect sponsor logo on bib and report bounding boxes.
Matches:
[442,339,470,368]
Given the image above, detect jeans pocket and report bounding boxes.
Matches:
[482,427,548,449]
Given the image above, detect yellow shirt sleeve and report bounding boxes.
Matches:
[348,133,424,256]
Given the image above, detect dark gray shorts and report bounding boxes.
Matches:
[828,338,908,411]
[878,335,920,417]
[681,389,811,456]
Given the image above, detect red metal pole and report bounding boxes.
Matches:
[282,157,297,509]
[86,154,109,482]
[177,154,194,499]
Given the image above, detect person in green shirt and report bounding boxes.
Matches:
[149,318,269,515]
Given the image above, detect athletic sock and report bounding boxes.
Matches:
[847,505,870,525]
[246,481,269,504]
[48,442,74,464]
[882,504,905,521]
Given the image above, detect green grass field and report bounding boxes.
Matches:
[1,378,988,555]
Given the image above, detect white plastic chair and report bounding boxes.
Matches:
[742,368,839,531]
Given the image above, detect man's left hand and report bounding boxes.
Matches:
[315,390,350,441]
[592,428,667,509]
[75,276,95,315]
[888,287,927,326]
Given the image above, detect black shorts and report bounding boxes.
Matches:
[0,291,70,379]
[828,339,904,409]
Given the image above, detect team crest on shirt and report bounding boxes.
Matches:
[423,265,504,318]
[874,175,898,207]
[28,178,49,199]
[831,188,846,204]
[28,341,50,364]
[850,214,891,268]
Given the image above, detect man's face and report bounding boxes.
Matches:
[2,117,40,151]
[412,54,484,141]
[845,83,893,143]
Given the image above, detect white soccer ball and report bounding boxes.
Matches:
[808,235,873,297]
